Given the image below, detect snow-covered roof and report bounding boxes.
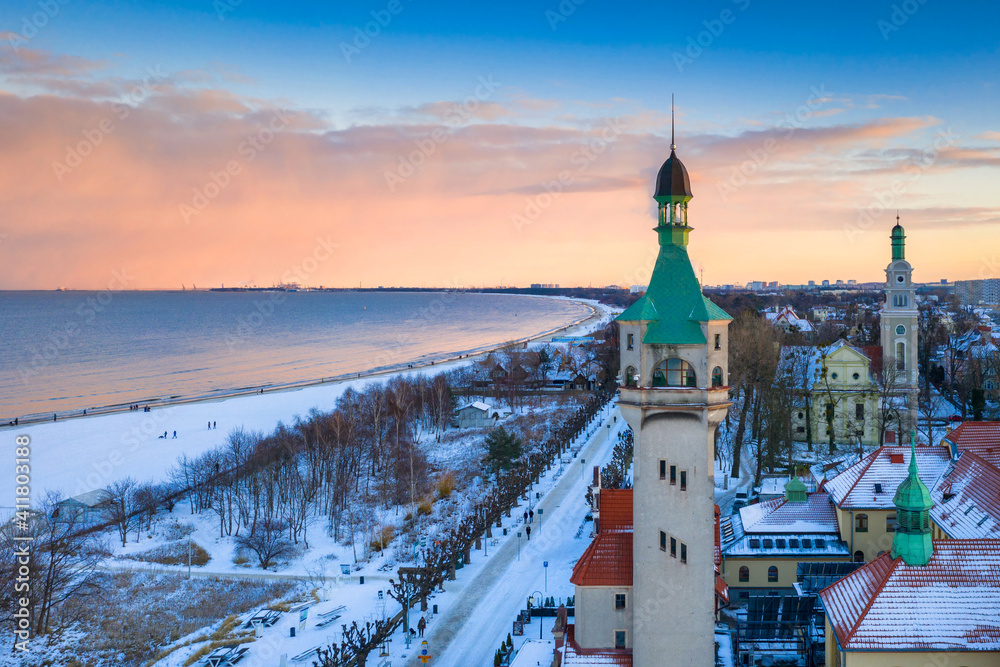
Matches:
[930,451,1000,539]
[457,401,492,413]
[738,493,840,534]
[944,421,1000,468]
[820,540,1000,652]
[60,489,113,507]
[723,532,849,558]
[825,446,952,510]
[765,306,815,332]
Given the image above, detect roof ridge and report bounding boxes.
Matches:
[843,554,900,647]
[837,448,881,506]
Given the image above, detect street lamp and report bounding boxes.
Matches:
[537,507,544,534]
[530,590,544,639]
[517,531,521,561]
[543,560,548,592]
[482,507,488,557]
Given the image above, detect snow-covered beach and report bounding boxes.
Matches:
[1,296,614,506]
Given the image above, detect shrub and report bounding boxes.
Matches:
[368,525,395,552]
[232,554,249,566]
[162,521,196,541]
[417,496,434,516]
[120,541,211,567]
[435,471,457,499]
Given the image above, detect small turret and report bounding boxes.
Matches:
[891,432,934,566]
[784,476,807,503]
[891,215,906,261]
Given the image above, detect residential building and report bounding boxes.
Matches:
[764,305,815,333]
[943,421,1000,467]
[955,278,1000,306]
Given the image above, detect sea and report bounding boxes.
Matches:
[0,291,592,420]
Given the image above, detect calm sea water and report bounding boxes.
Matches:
[0,291,591,419]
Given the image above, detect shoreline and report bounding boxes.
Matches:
[4,296,606,427]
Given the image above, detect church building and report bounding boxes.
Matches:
[880,217,919,432]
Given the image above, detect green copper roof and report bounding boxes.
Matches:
[893,437,933,512]
[784,477,808,503]
[617,244,731,344]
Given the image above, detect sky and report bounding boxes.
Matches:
[1,0,999,289]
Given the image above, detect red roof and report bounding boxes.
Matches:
[931,451,1000,539]
[819,540,1000,651]
[944,422,1000,469]
[561,625,633,665]
[571,489,632,587]
[858,346,883,378]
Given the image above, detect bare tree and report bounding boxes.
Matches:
[104,477,139,547]
[235,519,294,569]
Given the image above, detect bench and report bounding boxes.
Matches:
[202,645,249,667]
[291,646,323,663]
[315,614,341,629]
[244,609,281,629]
[317,605,346,619]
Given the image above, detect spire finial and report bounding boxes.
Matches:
[670,94,676,151]
[897,210,900,225]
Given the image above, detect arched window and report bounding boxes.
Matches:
[855,513,868,532]
[738,566,749,582]
[652,358,696,388]
[767,566,778,583]
[854,550,865,562]
[624,366,637,387]
[711,366,724,388]
[896,342,905,371]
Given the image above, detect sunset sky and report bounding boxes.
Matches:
[2,0,999,290]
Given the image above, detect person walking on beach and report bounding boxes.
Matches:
[525,526,531,540]
[417,616,426,638]
[172,430,177,439]
[213,421,216,429]
[208,421,211,430]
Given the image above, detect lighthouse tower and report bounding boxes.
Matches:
[617,137,731,665]
[880,217,919,433]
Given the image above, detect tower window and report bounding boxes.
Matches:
[739,566,749,582]
[712,366,724,387]
[624,365,637,387]
[855,513,869,532]
[679,470,687,491]
[659,531,666,551]
[626,333,634,350]
[614,630,626,649]
[887,514,896,533]
[615,593,627,610]
[856,403,864,420]
[767,566,778,583]
[652,358,696,387]
[853,372,860,380]
[670,537,677,558]
[680,543,687,563]
[714,333,721,350]
[896,342,905,371]
[669,465,677,485]
[659,460,666,480]
[895,325,906,335]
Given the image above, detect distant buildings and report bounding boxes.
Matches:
[955,278,1000,305]
[530,283,560,289]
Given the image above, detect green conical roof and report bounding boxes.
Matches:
[784,477,808,503]
[893,438,933,512]
[617,149,731,344]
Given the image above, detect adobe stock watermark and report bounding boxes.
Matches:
[5,0,71,54]
[511,117,626,234]
[18,268,136,383]
[673,0,751,73]
[224,236,340,349]
[213,0,242,21]
[179,108,295,223]
[51,66,167,182]
[340,0,411,63]
[716,85,830,202]
[845,126,958,244]
[545,0,586,30]
[384,75,502,191]
[877,0,929,41]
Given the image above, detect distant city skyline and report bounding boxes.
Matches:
[1,1,999,289]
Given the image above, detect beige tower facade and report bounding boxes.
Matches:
[880,219,918,433]
[617,145,731,665]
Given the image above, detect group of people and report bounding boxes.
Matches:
[127,404,151,412]
[159,430,178,439]
[207,421,217,430]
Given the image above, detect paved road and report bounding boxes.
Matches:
[413,406,624,667]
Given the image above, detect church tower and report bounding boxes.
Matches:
[891,433,934,566]
[880,217,919,433]
[617,135,731,665]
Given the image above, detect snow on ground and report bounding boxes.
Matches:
[0,299,617,506]
[142,402,623,667]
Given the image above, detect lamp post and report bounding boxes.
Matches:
[530,591,544,639]
[543,560,548,592]
[537,507,544,534]
[482,507,488,557]
[517,531,521,561]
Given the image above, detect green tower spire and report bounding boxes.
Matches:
[890,432,934,566]
[784,476,807,503]
[891,214,905,261]
[616,111,731,345]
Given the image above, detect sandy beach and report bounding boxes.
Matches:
[0,297,615,506]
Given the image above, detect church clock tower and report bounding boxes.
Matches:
[617,136,731,666]
[880,217,918,433]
